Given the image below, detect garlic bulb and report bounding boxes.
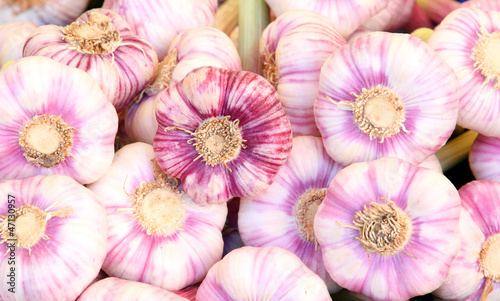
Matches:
[469,134,500,182]
[0,175,107,301]
[463,0,500,11]
[416,0,461,24]
[314,31,460,166]
[0,21,36,67]
[154,66,293,204]
[102,0,218,60]
[419,154,443,173]
[23,8,158,113]
[125,26,241,145]
[238,136,345,293]
[314,157,462,301]
[260,10,346,137]
[433,180,500,300]
[87,142,227,291]
[0,0,90,25]
[0,56,118,184]
[356,0,414,33]
[196,246,332,300]
[428,8,500,137]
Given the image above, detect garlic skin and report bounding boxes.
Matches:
[238,136,345,293]
[125,26,241,145]
[0,0,90,26]
[314,157,461,301]
[463,0,500,11]
[102,0,217,60]
[0,175,108,301]
[356,0,414,33]
[433,180,500,300]
[428,8,500,137]
[23,8,158,113]
[264,0,388,38]
[314,31,460,166]
[154,66,293,204]
[0,56,118,184]
[87,142,227,291]
[260,10,347,137]
[420,154,443,173]
[0,22,36,67]
[196,246,332,300]
[469,134,500,182]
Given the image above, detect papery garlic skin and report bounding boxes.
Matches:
[0,0,90,25]
[315,31,460,166]
[260,10,346,137]
[0,56,118,184]
[469,134,500,181]
[196,246,331,300]
[0,175,107,301]
[314,157,461,301]
[125,26,241,145]
[0,22,36,67]
[428,8,500,137]
[420,154,443,173]
[433,180,500,300]
[87,142,227,291]
[356,0,414,33]
[23,8,158,113]
[238,136,345,292]
[102,0,217,60]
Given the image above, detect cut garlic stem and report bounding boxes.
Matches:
[435,130,478,173]
[238,0,269,73]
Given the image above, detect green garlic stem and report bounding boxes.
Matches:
[436,130,478,173]
[238,0,269,73]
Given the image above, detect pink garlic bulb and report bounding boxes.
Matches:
[0,21,37,67]
[0,0,90,25]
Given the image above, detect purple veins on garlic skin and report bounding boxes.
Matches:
[0,56,118,184]
[154,65,293,205]
[469,134,500,182]
[314,31,460,167]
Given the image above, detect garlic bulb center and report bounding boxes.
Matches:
[263,46,279,90]
[18,114,75,168]
[479,232,500,282]
[352,198,412,256]
[62,12,122,55]
[2,0,45,13]
[144,48,178,96]
[472,27,500,89]
[294,188,326,244]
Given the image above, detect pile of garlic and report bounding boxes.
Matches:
[1,0,499,300]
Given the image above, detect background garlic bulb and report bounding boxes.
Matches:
[0,0,90,25]
[0,21,36,67]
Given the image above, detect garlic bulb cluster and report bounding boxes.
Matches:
[0,21,36,67]
[23,8,158,113]
[0,175,107,301]
[0,0,90,25]
[0,56,118,184]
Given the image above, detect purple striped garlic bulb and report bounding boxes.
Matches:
[0,0,90,25]
[154,66,293,204]
[260,10,346,137]
[469,134,500,182]
[196,246,331,300]
[0,21,36,67]
[87,142,227,291]
[238,136,345,293]
[23,8,158,113]
[0,175,108,301]
[314,31,460,166]
[125,26,242,145]
[433,180,500,300]
[428,7,500,137]
[314,157,462,301]
[0,56,118,184]
[102,0,217,60]
[356,0,414,33]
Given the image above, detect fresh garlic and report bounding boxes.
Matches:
[314,157,462,301]
[86,142,227,291]
[416,0,461,24]
[428,8,500,137]
[196,246,332,300]
[102,0,217,60]
[0,21,36,67]
[0,175,107,301]
[125,26,241,145]
[356,0,415,33]
[314,31,460,166]
[433,180,500,300]
[0,0,90,25]
[238,136,344,293]
[463,0,500,11]
[402,1,434,33]
[0,56,118,184]
[260,10,346,137]
[419,154,443,172]
[23,8,158,113]
[154,66,293,204]
[469,134,500,182]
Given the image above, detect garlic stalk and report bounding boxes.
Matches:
[0,56,118,184]
[314,31,460,166]
[215,0,238,36]
[23,8,158,113]
[0,21,37,67]
[196,246,332,300]
[154,66,293,204]
[314,157,462,301]
[87,142,227,291]
[238,0,269,73]
[0,175,107,301]
[0,0,90,25]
